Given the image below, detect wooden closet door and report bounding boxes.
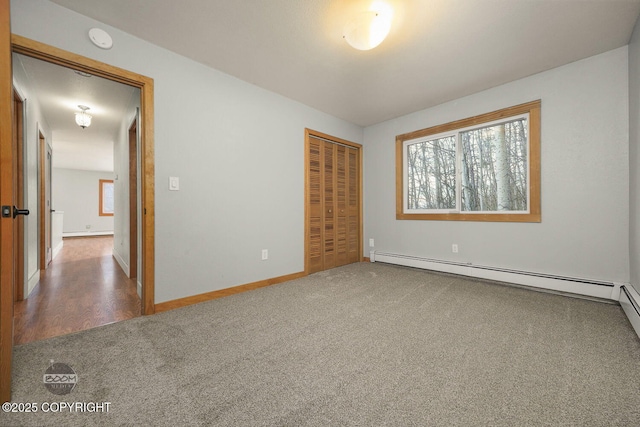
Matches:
[323,141,336,269]
[308,137,323,273]
[335,145,348,267]
[346,147,359,264]
[307,134,360,274]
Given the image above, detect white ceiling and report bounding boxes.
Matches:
[49,0,640,127]
[13,53,137,172]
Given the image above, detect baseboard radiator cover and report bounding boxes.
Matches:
[370,251,618,300]
[63,231,114,237]
[620,286,640,339]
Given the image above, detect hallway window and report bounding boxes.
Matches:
[99,179,114,216]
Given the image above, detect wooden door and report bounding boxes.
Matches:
[45,144,52,266]
[322,141,336,269]
[12,89,24,301]
[306,130,361,274]
[39,134,52,270]
[129,117,137,280]
[0,0,14,403]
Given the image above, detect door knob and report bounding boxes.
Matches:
[2,206,30,218]
[13,207,30,218]
[328,209,332,213]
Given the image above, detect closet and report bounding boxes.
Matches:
[306,131,361,274]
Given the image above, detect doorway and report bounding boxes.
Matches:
[0,31,156,402]
[304,129,363,274]
[13,50,139,343]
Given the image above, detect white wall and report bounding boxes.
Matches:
[12,53,52,296]
[630,15,640,294]
[364,47,630,284]
[52,168,115,234]
[10,0,363,303]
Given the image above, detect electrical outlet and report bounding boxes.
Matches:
[262,249,268,260]
[452,244,459,253]
[369,238,374,247]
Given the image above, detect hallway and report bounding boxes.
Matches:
[13,236,141,345]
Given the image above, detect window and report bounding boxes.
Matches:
[99,179,114,216]
[396,100,540,222]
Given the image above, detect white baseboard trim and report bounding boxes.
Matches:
[27,269,40,296]
[619,286,640,339]
[52,240,63,261]
[112,249,130,277]
[371,251,617,301]
[63,231,114,238]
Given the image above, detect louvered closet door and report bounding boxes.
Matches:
[308,138,323,273]
[346,147,359,264]
[308,136,360,274]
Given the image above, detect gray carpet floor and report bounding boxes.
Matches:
[2,262,640,426]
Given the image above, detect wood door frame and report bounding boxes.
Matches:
[12,88,24,301]
[10,35,155,315]
[304,128,363,275]
[1,32,156,402]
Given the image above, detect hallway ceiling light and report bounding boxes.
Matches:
[74,70,93,78]
[343,5,393,51]
[75,105,92,129]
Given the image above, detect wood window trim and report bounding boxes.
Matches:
[395,100,541,222]
[99,179,114,217]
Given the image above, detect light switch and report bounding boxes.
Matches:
[169,176,180,191]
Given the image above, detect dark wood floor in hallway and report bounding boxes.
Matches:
[14,236,141,345]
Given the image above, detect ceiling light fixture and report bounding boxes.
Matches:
[343,6,393,51]
[74,70,93,78]
[75,105,92,129]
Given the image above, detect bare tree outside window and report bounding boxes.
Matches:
[396,100,540,222]
[407,136,456,210]
[460,119,528,212]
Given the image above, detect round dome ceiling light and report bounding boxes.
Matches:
[343,8,393,51]
[88,28,113,50]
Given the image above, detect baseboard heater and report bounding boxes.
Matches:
[63,231,114,238]
[370,250,619,301]
[619,286,640,338]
